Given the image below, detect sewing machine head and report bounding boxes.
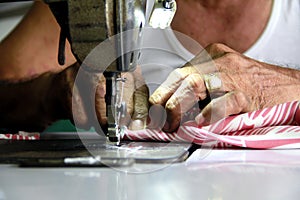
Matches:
[45,0,177,144]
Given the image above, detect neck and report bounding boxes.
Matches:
[172,0,273,53]
[183,0,266,10]
[197,0,246,9]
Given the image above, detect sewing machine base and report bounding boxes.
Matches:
[0,136,191,167]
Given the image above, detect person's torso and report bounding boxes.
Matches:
[140,0,300,94]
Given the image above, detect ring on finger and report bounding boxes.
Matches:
[203,73,222,93]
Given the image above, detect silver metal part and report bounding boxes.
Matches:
[107,0,147,72]
[149,0,177,29]
[64,156,102,165]
[106,73,127,145]
[163,0,175,9]
[105,0,148,145]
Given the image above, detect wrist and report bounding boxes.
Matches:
[46,62,80,122]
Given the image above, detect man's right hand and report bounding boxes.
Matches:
[66,64,149,133]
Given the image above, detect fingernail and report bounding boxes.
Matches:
[195,113,205,125]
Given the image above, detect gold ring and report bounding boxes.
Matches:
[203,73,222,93]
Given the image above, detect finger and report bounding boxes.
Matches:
[164,73,207,132]
[71,83,89,127]
[72,67,102,130]
[95,73,107,127]
[195,91,252,126]
[149,44,235,106]
[129,85,149,130]
[149,66,198,105]
[129,67,149,130]
[66,64,88,128]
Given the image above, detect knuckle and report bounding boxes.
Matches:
[216,52,252,73]
[222,52,241,65]
[172,67,194,80]
[206,43,223,50]
[226,101,241,115]
[230,91,248,113]
[185,74,198,88]
[185,74,203,90]
[206,43,228,53]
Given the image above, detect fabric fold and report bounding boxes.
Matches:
[125,101,300,149]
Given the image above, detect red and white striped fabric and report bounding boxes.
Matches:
[125,101,300,149]
[0,132,39,140]
[2,101,300,149]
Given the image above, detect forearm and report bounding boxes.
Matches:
[0,1,76,80]
[0,64,78,132]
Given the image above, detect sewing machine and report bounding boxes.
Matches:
[0,0,192,168]
[44,0,177,145]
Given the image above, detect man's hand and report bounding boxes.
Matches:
[71,65,149,132]
[94,67,149,131]
[149,43,300,132]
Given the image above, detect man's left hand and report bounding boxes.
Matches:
[150,43,300,132]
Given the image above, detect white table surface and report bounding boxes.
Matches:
[1,149,300,200]
[1,3,300,200]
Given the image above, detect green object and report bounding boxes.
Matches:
[44,120,76,132]
[45,120,96,132]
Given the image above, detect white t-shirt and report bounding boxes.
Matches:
[140,0,300,93]
[245,0,300,69]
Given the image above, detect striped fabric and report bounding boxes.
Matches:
[125,101,300,149]
[0,132,39,140]
[2,101,300,149]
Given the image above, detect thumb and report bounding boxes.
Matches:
[95,73,107,127]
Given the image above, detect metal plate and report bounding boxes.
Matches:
[0,136,191,167]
